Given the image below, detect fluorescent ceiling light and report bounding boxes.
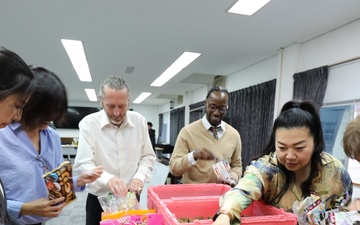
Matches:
[61,39,92,82]
[151,51,201,87]
[133,92,151,104]
[228,0,271,16]
[85,89,97,102]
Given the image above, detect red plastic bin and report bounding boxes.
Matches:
[147,184,231,210]
[241,201,298,225]
[159,199,297,225]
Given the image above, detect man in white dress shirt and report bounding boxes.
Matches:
[74,75,156,225]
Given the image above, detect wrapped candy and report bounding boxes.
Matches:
[292,193,335,225]
[98,192,140,213]
[292,192,360,224]
[212,160,234,185]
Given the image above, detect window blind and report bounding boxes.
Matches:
[323,59,360,105]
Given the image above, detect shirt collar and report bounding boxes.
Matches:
[269,152,279,166]
[8,121,22,130]
[100,109,111,128]
[100,109,135,129]
[201,115,226,131]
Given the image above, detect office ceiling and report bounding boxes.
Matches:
[1,1,360,106]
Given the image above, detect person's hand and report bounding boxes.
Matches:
[212,213,231,225]
[193,148,218,161]
[107,177,128,196]
[77,166,103,187]
[20,197,66,218]
[219,178,236,187]
[128,178,143,195]
[347,198,360,211]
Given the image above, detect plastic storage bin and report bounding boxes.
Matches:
[159,199,297,225]
[147,184,231,210]
[240,200,298,225]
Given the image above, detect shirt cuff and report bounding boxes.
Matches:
[7,200,23,219]
[98,171,115,187]
[133,173,146,183]
[72,176,85,192]
[188,150,197,166]
[219,209,234,222]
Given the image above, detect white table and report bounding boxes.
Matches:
[61,145,77,162]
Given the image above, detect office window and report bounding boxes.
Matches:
[345,104,360,183]
[320,103,360,183]
[320,105,354,167]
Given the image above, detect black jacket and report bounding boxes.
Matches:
[148,128,156,150]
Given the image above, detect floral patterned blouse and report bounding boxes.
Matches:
[219,152,353,224]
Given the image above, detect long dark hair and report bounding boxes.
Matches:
[21,65,68,128]
[257,100,325,204]
[0,47,35,101]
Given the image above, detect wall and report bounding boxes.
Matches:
[222,19,360,117]
[130,104,159,133]
[226,55,278,93]
[299,19,360,71]
[190,85,209,104]
[275,43,300,115]
[68,101,100,108]
[57,104,160,140]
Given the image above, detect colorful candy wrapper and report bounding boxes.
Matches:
[212,160,233,184]
[98,192,140,213]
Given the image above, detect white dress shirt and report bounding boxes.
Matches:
[74,110,156,197]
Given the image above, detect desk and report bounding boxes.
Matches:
[155,144,174,154]
[154,147,164,159]
[61,145,77,162]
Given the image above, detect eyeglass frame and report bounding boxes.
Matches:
[206,102,228,114]
[35,156,50,174]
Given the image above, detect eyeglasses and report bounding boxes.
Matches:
[35,156,50,174]
[207,104,228,113]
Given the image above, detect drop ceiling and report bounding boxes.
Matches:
[1,1,360,106]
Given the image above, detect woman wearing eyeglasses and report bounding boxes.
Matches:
[0,66,103,225]
[169,85,242,186]
[0,47,35,225]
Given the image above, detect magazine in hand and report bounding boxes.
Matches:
[43,161,76,203]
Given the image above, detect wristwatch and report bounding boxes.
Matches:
[212,209,234,222]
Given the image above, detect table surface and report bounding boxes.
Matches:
[61,144,77,148]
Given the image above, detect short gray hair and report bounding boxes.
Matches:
[98,75,130,99]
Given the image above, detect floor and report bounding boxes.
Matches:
[45,191,87,225]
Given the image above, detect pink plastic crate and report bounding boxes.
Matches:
[159,199,297,225]
[241,201,298,225]
[147,184,231,210]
